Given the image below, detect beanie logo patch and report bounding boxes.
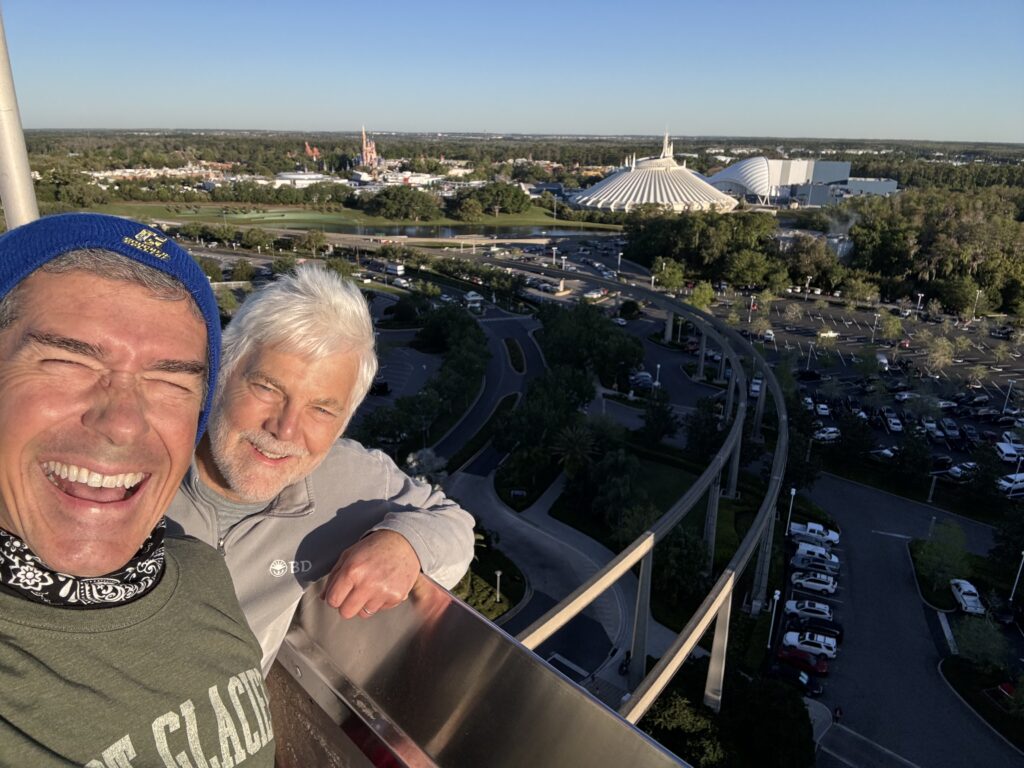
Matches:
[122,228,171,261]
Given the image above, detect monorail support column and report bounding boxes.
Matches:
[626,549,654,691]
[724,431,741,499]
[750,515,775,616]
[703,592,732,713]
[716,351,727,383]
[703,472,721,576]
[696,334,707,380]
[663,311,673,343]
[724,375,736,424]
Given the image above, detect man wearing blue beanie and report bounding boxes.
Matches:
[0,214,274,766]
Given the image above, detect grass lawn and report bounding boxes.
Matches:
[940,656,1024,750]
[89,202,620,233]
[503,338,525,373]
[454,537,525,622]
[908,540,958,610]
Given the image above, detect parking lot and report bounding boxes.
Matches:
[708,297,1024,499]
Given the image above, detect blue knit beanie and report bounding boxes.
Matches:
[0,213,220,443]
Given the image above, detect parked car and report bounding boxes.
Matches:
[769,663,824,697]
[813,427,842,443]
[790,555,841,577]
[788,521,841,546]
[942,462,978,483]
[920,415,938,432]
[786,616,845,645]
[941,418,962,442]
[784,600,834,621]
[994,442,1021,463]
[802,396,814,411]
[885,416,904,433]
[930,455,954,474]
[815,403,831,417]
[782,631,838,659]
[950,579,985,615]
[894,391,920,402]
[791,571,838,595]
[962,424,981,445]
[776,646,829,676]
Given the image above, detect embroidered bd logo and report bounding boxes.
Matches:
[269,559,312,577]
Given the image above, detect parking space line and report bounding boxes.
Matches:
[872,530,913,539]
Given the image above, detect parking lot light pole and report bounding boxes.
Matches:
[973,288,982,321]
[784,487,797,535]
[617,251,622,274]
[766,589,782,648]
[747,294,757,324]
[655,363,661,387]
[495,570,503,603]
[871,313,880,343]
[1010,551,1024,604]
[1003,380,1015,414]
[916,292,925,319]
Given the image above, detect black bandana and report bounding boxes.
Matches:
[0,521,165,608]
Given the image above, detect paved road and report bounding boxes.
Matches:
[805,474,1019,768]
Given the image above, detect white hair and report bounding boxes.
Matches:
[220,265,377,420]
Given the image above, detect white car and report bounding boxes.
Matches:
[920,416,938,432]
[894,391,920,402]
[782,631,838,659]
[815,403,831,417]
[813,427,841,443]
[791,572,838,595]
[784,599,833,621]
[886,416,903,433]
[613,317,628,326]
[802,397,814,412]
[950,579,985,615]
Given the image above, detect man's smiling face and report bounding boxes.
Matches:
[0,270,207,576]
[200,344,358,503]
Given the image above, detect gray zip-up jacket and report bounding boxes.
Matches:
[165,438,475,672]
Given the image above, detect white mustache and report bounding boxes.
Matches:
[241,430,309,459]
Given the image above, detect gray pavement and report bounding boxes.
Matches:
[803,473,1020,768]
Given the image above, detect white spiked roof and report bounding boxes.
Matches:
[572,135,737,213]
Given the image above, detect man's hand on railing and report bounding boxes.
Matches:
[319,530,422,619]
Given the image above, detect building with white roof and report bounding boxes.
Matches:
[571,135,737,213]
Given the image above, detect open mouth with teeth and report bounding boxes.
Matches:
[251,442,290,461]
[43,460,147,503]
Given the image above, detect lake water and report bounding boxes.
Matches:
[338,224,614,239]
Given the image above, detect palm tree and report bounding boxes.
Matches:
[551,423,596,480]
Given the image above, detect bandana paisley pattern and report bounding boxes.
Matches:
[0,522,165,608]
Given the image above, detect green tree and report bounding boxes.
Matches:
[953,616,1010,672]
[551,423,597,479]
[193,255,221,282]
[297,229,327,255]
[917,519,969,591]
[653,256,686,293]
[231,258,256,282]
[216,288,238,315]
[643,692,726,768]
[241,227,272,252]
[689,281,715,311]
[271,254,297,275]
[454,196,484,222]
[642,387,682,444]
[925,336,954,372]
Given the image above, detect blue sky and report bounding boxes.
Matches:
[4,0,1022,142]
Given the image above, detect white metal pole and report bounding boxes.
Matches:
[766,589,781,648]
[495,570,503,603]
[785,487,796,534]
[0,12,38,228]
[1010,551,1024,604]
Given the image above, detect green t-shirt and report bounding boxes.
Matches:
[0,537,275,767]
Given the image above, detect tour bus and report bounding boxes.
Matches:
[385,262,405,276]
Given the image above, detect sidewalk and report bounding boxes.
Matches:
[445,470,679,676]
